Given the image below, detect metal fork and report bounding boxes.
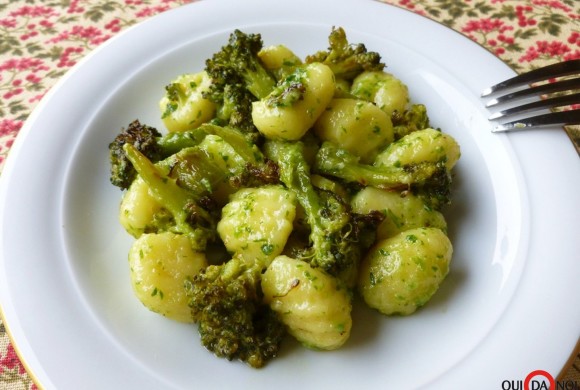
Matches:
[481,59,580,133]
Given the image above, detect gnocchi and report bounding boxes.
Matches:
[128,231,208,322]
[261,255,352,350]
[217,185,297,264]
[252,62,335,140]
[357,227,452,315]
[313,98,394,163]
[351,186,447,239]
[159,71,216,133]
[351,71,409,117]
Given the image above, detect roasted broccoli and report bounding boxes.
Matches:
[304,26,385,81]
[211,83,259,136]
[202,30,277,138]
[314,141,441,190]
[391,103,431,140]
[314,128,461,210]
[109,120,163,189]
[205,29,276,100]
[108,120,210,189]
[263,67,307,108]
[109,119,279,191]
[264,140,378,286]
[186,256,286,368]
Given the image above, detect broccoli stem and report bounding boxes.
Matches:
[199,123,264,164]
[156,127,209,157]
[314,141,439,189]
[123,143,215,250]
[263,140,335,272]
[242,63,276,100]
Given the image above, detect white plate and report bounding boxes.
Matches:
[1,0,579,389]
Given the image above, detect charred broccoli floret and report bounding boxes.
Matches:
[264,67,307,108]
[391,103,431,140]
[109,120,211,189]
[314,141,442,190]
[212,83,258,136]
[203,30,277,137]
[314,126,460,211]
[109,120,163,189]
[205,29,276,100]
[186,257,286,368]
[305,26,385,81]
[411,166,454,211]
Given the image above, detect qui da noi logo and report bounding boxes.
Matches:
[501,370,579,390]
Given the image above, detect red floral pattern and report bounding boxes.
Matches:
[0,0,579,388]
[0,0,195,168]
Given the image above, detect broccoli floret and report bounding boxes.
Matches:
[264,140,375,285]
[108,119,279,191]
[202,30,277,138]
[391,104,431,140]
[163,145,230,204]
[109,120,163,189]
[314,141,441,189]
[209,83,259,137]
[205,30,276,100]
[305,26,385,81]
[314,141,452,211]
[411,166,454,211]
[109,120,212,189]
[186,257,286,368]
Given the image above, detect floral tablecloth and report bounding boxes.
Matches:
[0,0,579,389]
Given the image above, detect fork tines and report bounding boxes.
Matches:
[481,59,580,132]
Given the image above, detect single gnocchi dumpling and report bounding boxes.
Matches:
[351,186,447,239]
[358,227,452,316]
[119,176,170,238]
[351,71,409,117]
[159,71,216,133]
[128,231,208,322]
[374,127,461,170]
[313,98,394,163]
[217,185,297,264]
[258,44,303,80]
[261,255,352,350]
[252,62,335,141]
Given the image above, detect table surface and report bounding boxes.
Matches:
[0,0,579,389]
